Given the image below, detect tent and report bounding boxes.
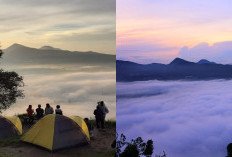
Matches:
[21,114,90,150]
[69,116,90,140]
[0,116,22,139]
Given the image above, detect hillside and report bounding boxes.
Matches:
[117,58,232,82]
[2,43,115,66]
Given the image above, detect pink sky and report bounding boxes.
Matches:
[117,0,232,64]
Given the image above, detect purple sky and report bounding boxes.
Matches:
[117,0,232,64]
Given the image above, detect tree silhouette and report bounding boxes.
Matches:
[0,47,24,113]
[116,133,127,156]
[116,133,154,157]
[227,143,232,157]
[120,144,139,157]
[143,140,154,157]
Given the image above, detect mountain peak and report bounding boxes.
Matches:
[197,59,216,64]
[40,46,61,51]
[169,58,194,65]
[8,43,25,48]
[5,43,29,51]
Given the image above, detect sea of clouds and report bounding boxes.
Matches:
[117,80,232,157]
[2,64,116,119]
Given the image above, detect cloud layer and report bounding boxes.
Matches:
[117,80,232,157]
[2,64,116,119]
[118,40,232,64]
[179,41,232,64]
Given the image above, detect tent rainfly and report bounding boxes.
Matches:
[21,114,90,150]
[0,116,22,139]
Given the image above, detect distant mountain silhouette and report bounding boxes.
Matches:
[197,59,216,64]
[39,46,61,51]
[169,58,195,65]
[2,43,115,65]
[117,58,232,82]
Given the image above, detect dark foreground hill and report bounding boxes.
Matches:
[117,58,232,82]
[2,43,115,66]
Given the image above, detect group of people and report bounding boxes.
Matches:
[26,103,63,123]
[26,101,109,130]
[93,101,109,129]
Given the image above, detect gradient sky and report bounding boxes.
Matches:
[0,0,115,54]
[117,0,232,63]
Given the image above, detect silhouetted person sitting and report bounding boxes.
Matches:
[55,105,63,115]
[26,105,34,124]
[84,118,93,131]
[45,103,54,115]
[94,106,104,129]
[84,118,94,137]
[36,104,44,119]
[227,143,232,157]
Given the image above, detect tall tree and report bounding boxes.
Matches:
[0,47,24,113]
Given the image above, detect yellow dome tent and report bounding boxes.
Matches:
[69,116,90,141]
[0,116,22,139]
[21,114,90,150]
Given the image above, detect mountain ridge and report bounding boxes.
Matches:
[169,57,195,65]
[117,58,232,82]
[4,43,113,55]
[39,46,61,51]
[2,44,115,65]
[197,59,216,64]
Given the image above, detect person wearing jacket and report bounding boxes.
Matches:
[94,106,104,128]
[96,101,109,128]
[45,103,54,115]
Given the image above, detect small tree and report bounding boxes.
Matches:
[131,137,146,155]
[0,47,24,113]
[143,140,154,157]
[227,143,232,157]
[120,144,140,157]
[116,133,127,156]
[116,133,155,157]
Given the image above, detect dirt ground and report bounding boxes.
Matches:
[0,122,116,157]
